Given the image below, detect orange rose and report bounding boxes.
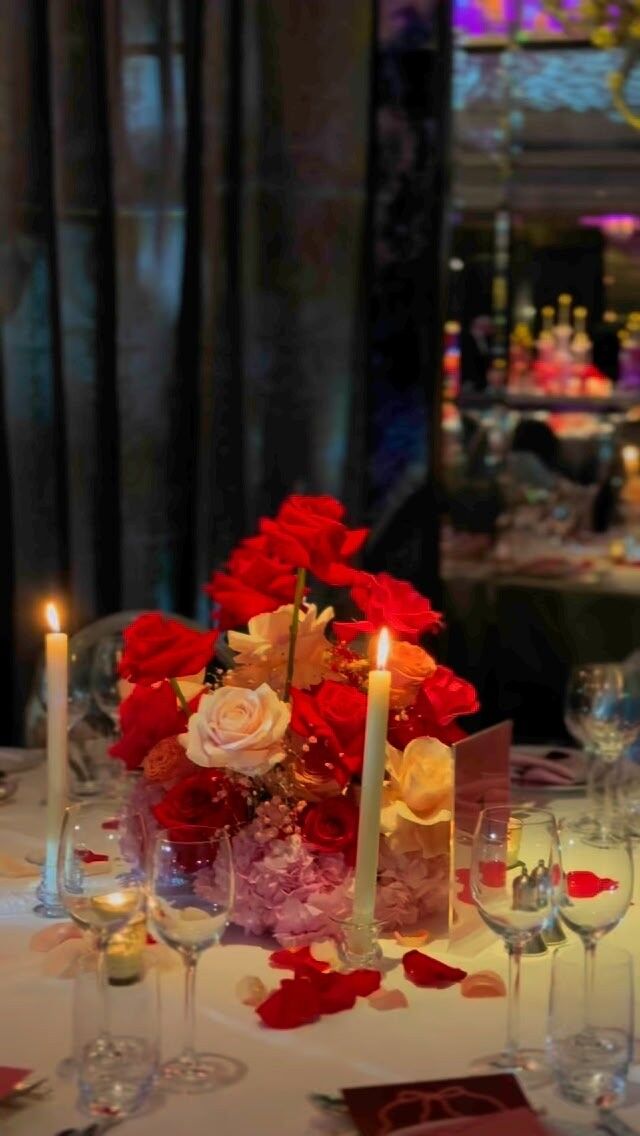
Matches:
[370,640,436,709]
[143,737,192,783]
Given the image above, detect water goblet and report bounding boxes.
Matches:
[147,828,244,1093]
[548,943,634,1109]
[57,800,144,1051]
[91,633,124,736]
[557,819,633,1033]
[470,806,562,1087]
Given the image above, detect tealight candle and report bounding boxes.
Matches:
[106,913,146,985]
[353,628,391,926]
[43,602,68,899]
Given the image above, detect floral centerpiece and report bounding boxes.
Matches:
[113,495,478,946]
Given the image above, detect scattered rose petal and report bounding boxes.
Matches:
[394,930,430,948]
[566,871,618,899]
[402,949,467,988]
[455,867,473,906]
[310,940,340,968]
[146,933,157,945]
[75,848,109,864]
[101,818,120,831]
[269,946,330,973]
[236,975,269,1007]
[460,970,506,998]
[42,938,90,979]
[256,977,321,1029]
[30,922,83,952]
[367,987,409,1011]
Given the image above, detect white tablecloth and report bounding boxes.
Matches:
[1,767,639,1136]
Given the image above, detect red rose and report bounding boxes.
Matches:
[301,796,359,864]
[110,681,189,770]
[119,613,218,686]
[259,495,368,585]
[387,667,478,751]
[334,572,443,643]
[291,680,368,781]
[205,535,299,631]
[152,768,250,837]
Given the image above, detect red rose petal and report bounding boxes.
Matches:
[75,849,109,864]
[146,933,157,945]
[344,969,382,998]
[256,978,321,1029]
[402,950,467,988]
[101,818,120,831]
[269,946,330,974]
[566,870,619,899]
[315,972,358,1014]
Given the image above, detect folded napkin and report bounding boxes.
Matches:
[510,747,584,786]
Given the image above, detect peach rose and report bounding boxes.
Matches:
[143,737,192,783]
[369,640,436,709]
[381,737,453,856]
[227,604,333,694]
[180,683,291,777]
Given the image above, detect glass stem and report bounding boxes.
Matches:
[96,936,111,1042]
[182,952,198,1065]
[584,938,597,1032]
[505,942,522,1062]
[585,747,599,816]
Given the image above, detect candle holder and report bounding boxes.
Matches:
[33,872,66,919]
[332,916,384,972]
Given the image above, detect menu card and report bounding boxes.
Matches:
[343,1072,529,1136]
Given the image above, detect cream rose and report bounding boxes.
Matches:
[381,736,453,856]
[227,604,333,693]
[180,683,291,776]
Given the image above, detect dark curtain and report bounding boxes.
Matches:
[0,0,451,740]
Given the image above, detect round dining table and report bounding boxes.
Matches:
[1,763,639,1136]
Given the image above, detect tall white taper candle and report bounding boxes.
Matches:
[353,628,391,925]
[44,602,68,897]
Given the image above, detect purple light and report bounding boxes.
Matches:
[580,214,640,240]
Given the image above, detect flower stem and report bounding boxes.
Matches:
[170,677,191,718]
[283,567,307,702]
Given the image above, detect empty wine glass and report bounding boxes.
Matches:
[58,801,144,1052]
[470,806,562,1087]
[91,633,124,735]
[564,664,623,831]
[557,820,633,1039]
[147,828,244,1093]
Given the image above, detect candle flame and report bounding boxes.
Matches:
[45,602,60,633]
[376,627,390,669]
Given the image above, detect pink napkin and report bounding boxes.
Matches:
[510,748,584,786]
[390,1106,552,1135]
[0,1066,32,1102]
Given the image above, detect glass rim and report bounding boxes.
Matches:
[154,825,231,848]
[552,942,633,969]
[477,805,556,825]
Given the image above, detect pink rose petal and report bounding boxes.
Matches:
[460,970,506,998]
[30,923,83,953]
[236,975,269,1007]
[367,987,409,1011]
[394,930,430,948]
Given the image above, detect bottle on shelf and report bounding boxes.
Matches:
[508,323,534,392]
[537,306,555,362]
[618,314,640,391]
[553,293,574,391]
[570,306,592,393]
[442,321,461,400]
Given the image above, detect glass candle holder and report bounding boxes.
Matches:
[332,917,384,972]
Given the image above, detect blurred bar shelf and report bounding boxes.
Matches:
[457,390,640,414]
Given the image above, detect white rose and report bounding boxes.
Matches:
[226,604,333,693]
[180,684,291,776]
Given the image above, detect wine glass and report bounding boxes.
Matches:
[147,828,244,1093]
[557,820,633,1041]
[58,801,144,1052]
[91,633,124,735]
[470,806,562,1087]
[564,664,623,831]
